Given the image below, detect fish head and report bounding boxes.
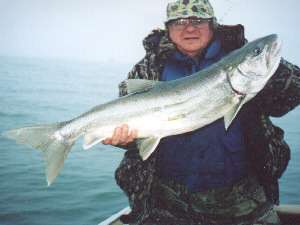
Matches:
[227,34,281,96]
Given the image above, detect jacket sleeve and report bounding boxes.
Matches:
[115,57,158,223]
[115,57,150,151]
[255,58,300,117]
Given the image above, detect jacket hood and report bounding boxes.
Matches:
[142,29,176,60]
[141,24,247,60]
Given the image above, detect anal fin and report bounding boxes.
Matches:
[83,131,105,150]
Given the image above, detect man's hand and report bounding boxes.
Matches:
[102,124,138,146]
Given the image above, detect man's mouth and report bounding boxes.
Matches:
[184,37,199,40]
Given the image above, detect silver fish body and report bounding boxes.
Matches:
[3,34,281,185]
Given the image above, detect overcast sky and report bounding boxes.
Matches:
[0,0,299,64]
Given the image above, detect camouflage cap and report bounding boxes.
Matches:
[166,0,215,22]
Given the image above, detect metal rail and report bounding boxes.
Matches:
[99,204,300,225]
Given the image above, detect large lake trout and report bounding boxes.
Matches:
[3,34,281,185]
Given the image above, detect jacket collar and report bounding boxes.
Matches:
[171,38,222,64]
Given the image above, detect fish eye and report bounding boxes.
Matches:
[253,47,262,56]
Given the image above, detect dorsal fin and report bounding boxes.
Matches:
[124,79,162,94]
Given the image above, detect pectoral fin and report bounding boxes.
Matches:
[224,95,251,130]
[83,131,105,150]
[137,136,161,160]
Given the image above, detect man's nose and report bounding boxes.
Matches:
[185,23,197,32]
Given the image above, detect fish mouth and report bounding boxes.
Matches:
[265,34,281,60]
[238,36,282,79]
[266,38,282,75]
[272,39,281,57]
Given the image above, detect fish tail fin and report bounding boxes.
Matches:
[2,122,75,186]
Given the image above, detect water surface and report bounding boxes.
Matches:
[0,56,299,225]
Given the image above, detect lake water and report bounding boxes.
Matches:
[0,56,299,225]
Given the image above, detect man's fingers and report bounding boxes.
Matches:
[111,127,122,145]
[102,125,138,146]
[102,138,112,145]
[127,129,138,143]
[120,124,129,144]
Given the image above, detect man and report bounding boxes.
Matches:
[103,0,300,224]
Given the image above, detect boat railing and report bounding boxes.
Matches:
[98,204,300,225]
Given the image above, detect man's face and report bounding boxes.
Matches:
[168,18,214,58]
